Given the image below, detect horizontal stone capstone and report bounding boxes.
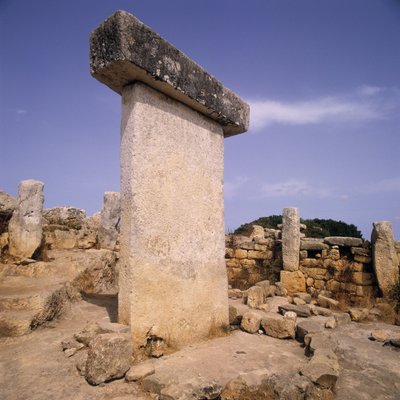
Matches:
[90,10,249,137]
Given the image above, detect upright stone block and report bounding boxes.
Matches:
[90,11,249,348]
[282,207,300,271]
[371,221,399,297]
[98,192,121,250]
[8,180,44,258]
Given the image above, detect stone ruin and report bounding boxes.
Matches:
[1,10,400,400]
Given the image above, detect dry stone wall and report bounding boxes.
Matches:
[226,223,400,308]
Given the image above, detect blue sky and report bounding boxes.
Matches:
[1,0,399,239]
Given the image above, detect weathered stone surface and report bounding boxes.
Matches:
[8,180,44,258]
[43,207,86,229]
[278,303,312,318]
[249,225,265,241]
[300,349,339,389]
[118,82,229,348]
[240,311,262,334]
[371,221,399,297]
[125,361,155,382]
[282,208,300,271]
[294,292,311,303]
[0,191,17,234]
[261,313,296,339]
[98,192,120,250]
[90,11,249,137]
[296,319,326,341]
[300,238,329,251]
[280,270,306,294]
[246,286,264,309]
[85,333,133,385]
[324,236,363,247]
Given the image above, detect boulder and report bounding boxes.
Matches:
[85,333,133,385]
[282,208,300,271]
[371,221,399,297]
[240,311,262,334]
[98,192,120,250]
[317,295,339,310]
[261,314,296,339]
[8,180,44,258]
[294,292,311,303]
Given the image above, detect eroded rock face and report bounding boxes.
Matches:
[371,221,399,297]
[85,333,132,385]
[43,207,86,229]
[282,208,300,272]
[8,180,44,258]
[98,192,120,250]
[0,192,17,234]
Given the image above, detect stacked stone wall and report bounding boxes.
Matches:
[226,225,400,307]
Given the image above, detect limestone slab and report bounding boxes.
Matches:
[119,82,229,348]
[90,10,249,137]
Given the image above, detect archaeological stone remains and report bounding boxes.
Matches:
[8,179,44,258]
[90,11,249,348]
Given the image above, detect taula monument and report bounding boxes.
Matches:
[90,10,250,349]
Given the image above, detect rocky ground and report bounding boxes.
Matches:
[0,291,399,400]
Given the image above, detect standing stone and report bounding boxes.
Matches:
[371,221,399,297]
[90,11,249,349]
[98,192,120,250]
[282,208,300,271]
[8,180,44,258]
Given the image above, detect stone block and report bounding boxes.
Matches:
[240,311,262,334]
[246,286,264,309]
[90,11,249,137]
[247,250,271,259]
[234,249,248,259]
[98,191,121,250]
[300,238,329,251]
[85,333,133,385]
[261,314,295,339]
[280,270,306,294]
[324,237,363,247]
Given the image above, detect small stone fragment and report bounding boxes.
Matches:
[278,303,312,318]
[349,308,369,322]
[325,317,337,329]
[369,329,390,342]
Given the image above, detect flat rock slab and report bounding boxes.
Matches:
[279,303,312,318]
[90,10,249,137]
[141,330,306,397]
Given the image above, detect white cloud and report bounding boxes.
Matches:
[259,179,330,198]
[249,85,397,131]
[340,194,350,201]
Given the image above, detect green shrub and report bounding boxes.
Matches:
[234,215,363,239]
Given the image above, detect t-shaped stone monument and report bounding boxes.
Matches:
[90,10,249,349]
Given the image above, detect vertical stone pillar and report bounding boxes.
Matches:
[282,207,300,271]
[371,221,399,297]
[90,11,249,348]
[8,179,44,258]
[98,192,120,250]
